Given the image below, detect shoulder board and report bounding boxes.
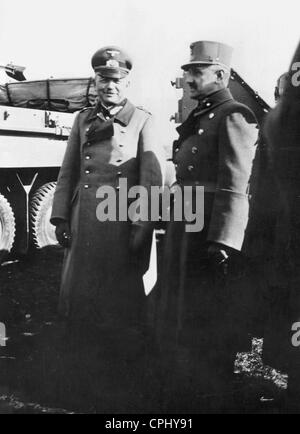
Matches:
[79,106,94,114]
[225,100,256,116]
[136,106,152,115]
[223,103,257,125]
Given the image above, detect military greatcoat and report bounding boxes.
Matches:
[156,88,258,401]
[263,42,300,393]
[51,100,163,332]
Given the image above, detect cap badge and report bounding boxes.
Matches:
[106,59,119,68]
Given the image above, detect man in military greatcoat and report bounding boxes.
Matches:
[156,41,259,410]
[51,45,163,349]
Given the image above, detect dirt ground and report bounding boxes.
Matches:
[0,247,289,414]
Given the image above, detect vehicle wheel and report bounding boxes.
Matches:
[0,194,16,262]
[31,182,58,248]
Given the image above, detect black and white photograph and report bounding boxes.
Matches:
[0,0,299,417]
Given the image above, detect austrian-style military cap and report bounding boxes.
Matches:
[91,46,133,79]
[181,41,233,71]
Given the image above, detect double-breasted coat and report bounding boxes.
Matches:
[155,88,258,399]
[51,99,163,334]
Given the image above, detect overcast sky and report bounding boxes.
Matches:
[0,0,299,142]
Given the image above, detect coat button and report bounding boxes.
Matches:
[192,147,198,154]
[188,165,194,172]
[85,170,90,174]
[84,184,89,189]
[116,186,120,191]
[206,102,212,107]
[175,148,179,153]
[117,171,122,176]
[86,142,91,147]
[198,129,204,135]
[209,113,215,119]
[116,159,123,163]
[119,144,124,148]
[85,155,91,160]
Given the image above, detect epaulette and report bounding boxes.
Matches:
[136,106,152,115]
[79,106,94,114]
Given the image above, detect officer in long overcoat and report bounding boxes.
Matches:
[51,47,163,343]
[263,41,300,411]
[156,41,259,410]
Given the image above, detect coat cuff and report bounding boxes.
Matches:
[50,198,70,225]
[50,216,68,227]
[207,189,250,251]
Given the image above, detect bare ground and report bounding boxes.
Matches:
[0,247,289,414]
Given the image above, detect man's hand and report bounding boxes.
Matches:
[55,221,72,248]
[207,242,230,275]
[208,243,229,260]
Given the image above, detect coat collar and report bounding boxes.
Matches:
[114,99,136,126]
[176,88,233,140]
[86,99,136,126]
[193,88,233,117]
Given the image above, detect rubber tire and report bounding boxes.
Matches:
[31,182,58,249]
[0,194,16,262]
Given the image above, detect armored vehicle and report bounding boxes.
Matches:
[0,75,96,262]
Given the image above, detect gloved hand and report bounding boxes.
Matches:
[207,242,230,276]
[129,223,153,254]
[55,221,72,248]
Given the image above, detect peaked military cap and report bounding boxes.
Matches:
[181,41,233,71]
[91,46,133,79]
